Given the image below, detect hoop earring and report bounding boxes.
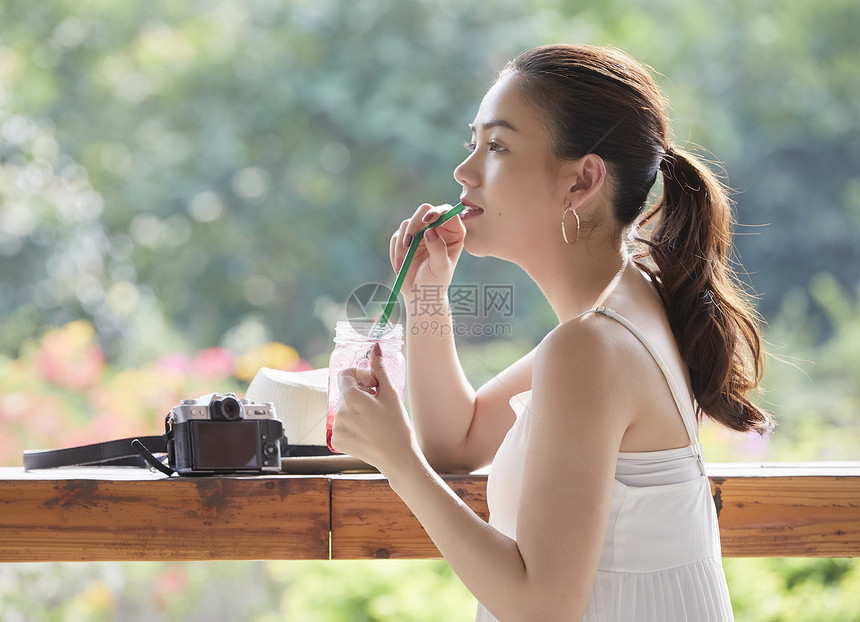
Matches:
[561,207,580,246]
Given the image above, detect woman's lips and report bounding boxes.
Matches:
[460,201,484,220]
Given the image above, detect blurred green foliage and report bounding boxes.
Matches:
[1,0,858,364]
[0,560,478,622]
[724,557,860,622]
[1,0,859,620]
[698,272,860,463]
[2,558,859,622]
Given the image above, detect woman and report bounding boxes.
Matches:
[331,44,771,621]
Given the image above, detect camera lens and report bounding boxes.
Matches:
[212,395,242,420]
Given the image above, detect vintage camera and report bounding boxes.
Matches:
[166,393,284,475]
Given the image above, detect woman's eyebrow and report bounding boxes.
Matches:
[468,119,519,132]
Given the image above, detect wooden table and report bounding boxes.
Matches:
[2,464,859,562]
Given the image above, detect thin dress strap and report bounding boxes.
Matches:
[578,305,705,474]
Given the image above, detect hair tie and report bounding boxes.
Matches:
[660,144,676,172]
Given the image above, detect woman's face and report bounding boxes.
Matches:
[453,72,565,260]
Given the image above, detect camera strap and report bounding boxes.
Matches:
[23,436,168,471]
[23,433,333,474]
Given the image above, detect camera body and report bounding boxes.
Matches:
[167,393,283,475]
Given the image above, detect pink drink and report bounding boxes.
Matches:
[326,321,405,453]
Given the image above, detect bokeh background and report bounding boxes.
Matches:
[1,0,858,620]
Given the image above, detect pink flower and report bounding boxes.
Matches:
[0,434,20,467]
[192,347,235,380]
[153,563,189,609]
[35,321,105,390]
[740,429,771,459]
[293,358,314,371]
[0,393,68,465]
[155,352,192,376]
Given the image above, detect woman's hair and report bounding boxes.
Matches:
[503,44,772,434]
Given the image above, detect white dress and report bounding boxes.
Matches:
[475,307,734,621]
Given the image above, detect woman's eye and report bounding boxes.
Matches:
[463,140,506,153]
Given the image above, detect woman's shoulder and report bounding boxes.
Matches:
[534,302,669,399]
[534,310,630,393]
[537,307,628,362]
[530,312,637,440]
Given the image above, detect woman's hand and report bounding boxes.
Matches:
[331,342,420,474]
[389,203,466,300]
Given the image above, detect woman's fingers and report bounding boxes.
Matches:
[390,204,435,272]
[332,350,414,470]
[389,203,466,284]
[391,219,411,271]
[353,365,379,394]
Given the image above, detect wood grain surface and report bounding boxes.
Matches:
[330,465,860,559]
[710,473,860,557]
[331,475,489,560]
[0,471,330,562]
[3,464,859,561]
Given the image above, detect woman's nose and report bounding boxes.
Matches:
[453,153,479,189]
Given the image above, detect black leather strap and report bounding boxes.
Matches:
[282,444,338,458]
[23,436,168,470]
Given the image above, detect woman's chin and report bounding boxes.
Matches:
[463,236,490,258]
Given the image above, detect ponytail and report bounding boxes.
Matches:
[637,146,773,434]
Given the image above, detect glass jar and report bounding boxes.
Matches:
[326,321,405,452]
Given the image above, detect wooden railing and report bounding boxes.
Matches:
[1,463,858,562]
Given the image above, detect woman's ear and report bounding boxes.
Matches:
[560,153,607,212]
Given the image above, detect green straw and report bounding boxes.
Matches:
[372,202,465,337]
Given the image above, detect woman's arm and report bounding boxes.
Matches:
[406,300,535,472]
[392,204,532,472]
[333,319,630,620]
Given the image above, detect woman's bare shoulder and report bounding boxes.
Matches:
[534,314,631,404]
[535,310,626,367]
[534,308,663,431]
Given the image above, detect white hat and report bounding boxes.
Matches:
[246,367,329,447]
